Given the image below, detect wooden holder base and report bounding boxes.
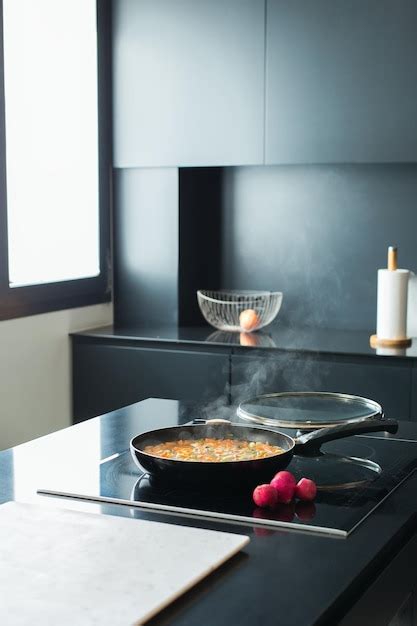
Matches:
[370,334,412,348]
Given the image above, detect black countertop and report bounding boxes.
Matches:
[72,323,417,360]
[2,398,417,625]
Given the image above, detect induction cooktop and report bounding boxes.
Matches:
[38,420,417,538]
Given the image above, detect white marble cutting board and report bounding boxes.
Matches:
[0,502,249,625]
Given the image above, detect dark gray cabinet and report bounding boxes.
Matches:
[72,335,416,423]
[265,0,417,164]
[411,366,417,421]
[112,0,417,168]
[73,342,229,422]
[231,354,412,420]
[112,0,265,167]
[340,532,417,626]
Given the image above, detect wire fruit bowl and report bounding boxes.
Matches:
[197,290,283,332]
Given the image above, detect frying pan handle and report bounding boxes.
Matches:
[206,419,232,424]
[295,417,398,455]
[192,419,232,425]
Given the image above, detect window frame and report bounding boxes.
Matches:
[0,0,112,322]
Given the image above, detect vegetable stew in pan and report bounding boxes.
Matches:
[144,438,285,462]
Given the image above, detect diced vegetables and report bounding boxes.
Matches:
[144,438,284,462]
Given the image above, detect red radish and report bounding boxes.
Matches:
[253,484,278,508]
[271,470,296,488]
[270,471,296,504]
[295,478,317,502]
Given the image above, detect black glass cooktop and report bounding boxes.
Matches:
[38,426,417,538]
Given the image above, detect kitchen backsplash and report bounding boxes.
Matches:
[220,164,417,332]
[113,163,417,333]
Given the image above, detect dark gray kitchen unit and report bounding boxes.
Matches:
[265,0,417,164]
[112,0,265,167]
[411,365,417,421]
[72,339,230,423]
[231,353,412,420]
[72,326,417,423]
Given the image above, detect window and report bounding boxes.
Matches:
[0,0,111,320]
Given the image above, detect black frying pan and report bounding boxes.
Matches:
[130,417,398,486]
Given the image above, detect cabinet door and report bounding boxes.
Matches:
[113,0,265,167]
[73,342,229,422]
[411,367,417,421]
[231,354,411,420]
[266,0,417,164]
[340,531,417,626]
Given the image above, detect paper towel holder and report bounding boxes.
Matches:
[387,245,398,271]
[370,334,411,348]
[370,245,412,349]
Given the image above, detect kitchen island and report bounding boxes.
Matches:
[1,397,417,625]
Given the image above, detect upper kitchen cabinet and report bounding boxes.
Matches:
[265,0,417,164]
[112,0,265,167]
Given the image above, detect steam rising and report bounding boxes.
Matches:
[199,336,332,421]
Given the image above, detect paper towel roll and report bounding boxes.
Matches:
[376,269,409,340]
[407,272,417,337]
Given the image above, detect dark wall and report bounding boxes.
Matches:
[220,165,417,331]
[113,168,179,327]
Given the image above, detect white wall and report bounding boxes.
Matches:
[0,303,112,450]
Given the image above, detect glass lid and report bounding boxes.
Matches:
[289,452,381,491]
[237,391,383,430]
